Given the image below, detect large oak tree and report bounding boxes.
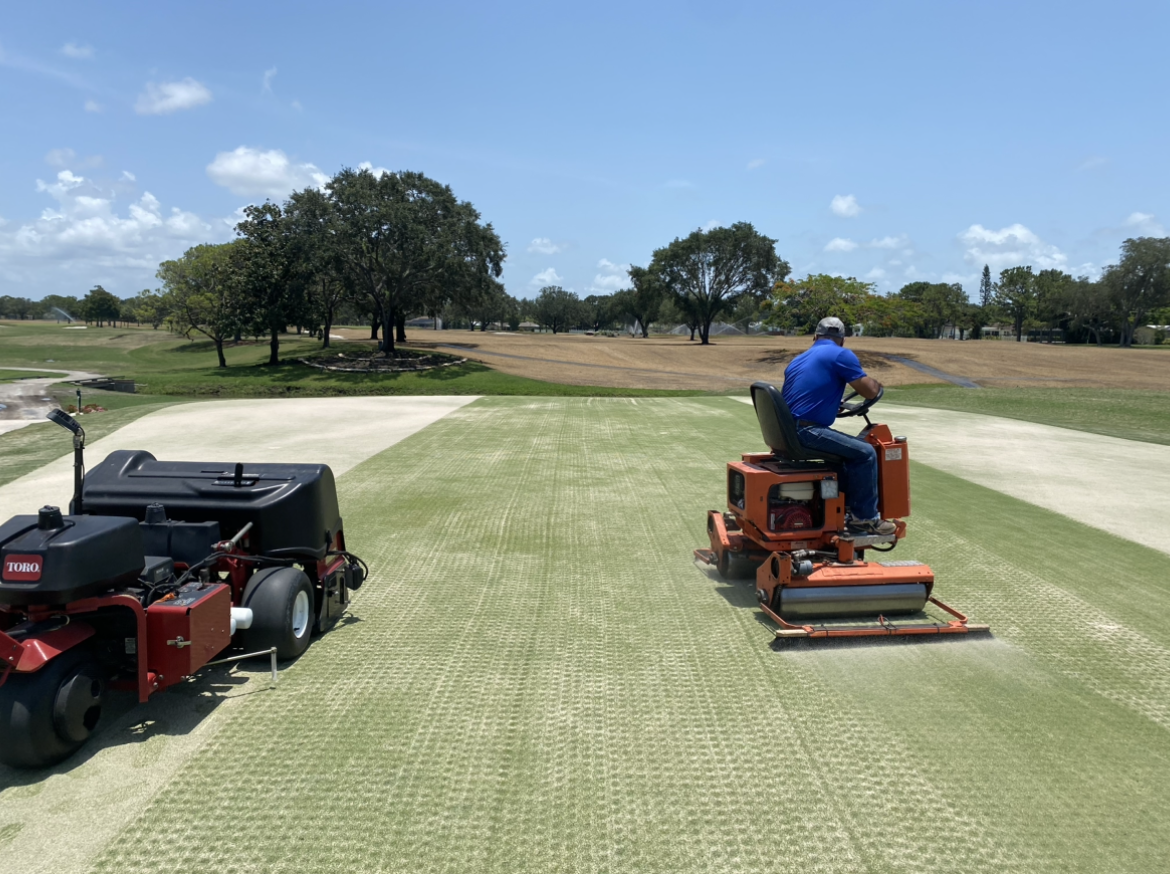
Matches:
[650,222,787,344]
[326,167,504,355]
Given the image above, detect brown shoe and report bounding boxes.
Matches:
[847,517,896,536]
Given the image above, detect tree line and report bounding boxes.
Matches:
[763,237,1170,345]
[4,192,1165,351]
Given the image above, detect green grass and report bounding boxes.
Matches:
[0,322,705,398]
[0,369,59,381]
[88,397,1170,873]
[886,384,1170,445]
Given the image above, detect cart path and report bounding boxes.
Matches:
[0,395,477,874]
[734,397,1170,555]
[0,368,105,435]
[0,395,479,522]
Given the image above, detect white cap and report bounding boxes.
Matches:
[814,316,846,338]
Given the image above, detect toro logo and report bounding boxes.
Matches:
[2,554,42,582]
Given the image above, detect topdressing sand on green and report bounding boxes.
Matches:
[3,397,1169,873]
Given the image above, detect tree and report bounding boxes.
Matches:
[979,264,993,309]
[39,295,81,322]
[614,266,666,337]
[582,294,618,332]
[81,285,122,327]
[326,167,504,356]
[532,286,580,334]
[1034,269,1073,341]
[957,303,990,341]
[283,187,352,348]
[1101,237,1170,347]
[994,266,1036,341]
[132,289,169,329]
[1065,277,1112,345]
[158,243,244,367]
[650,222,786,344]
[896,281,968,338]
[765,274,871,334]
[235,203,307,365]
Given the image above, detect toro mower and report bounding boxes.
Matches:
[0,409,367,768]
[696,382,988,641]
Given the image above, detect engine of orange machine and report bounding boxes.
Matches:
[726,460,846,546]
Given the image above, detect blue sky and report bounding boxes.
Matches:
[1,1,1166,302]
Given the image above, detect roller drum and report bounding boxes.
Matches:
[778,583,927,618]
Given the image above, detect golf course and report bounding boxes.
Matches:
[1,322,1168,872]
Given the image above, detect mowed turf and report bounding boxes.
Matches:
[81,398,1170,873]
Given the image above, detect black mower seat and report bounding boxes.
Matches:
[750,381,845,464]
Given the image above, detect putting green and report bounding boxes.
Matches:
[3,398,1168,872]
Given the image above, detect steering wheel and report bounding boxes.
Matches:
[837,385,883,418]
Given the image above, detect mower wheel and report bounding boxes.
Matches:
[717,551,756,581]
[240,567,316,661]
[0,650,106,769]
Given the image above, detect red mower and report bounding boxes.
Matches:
[0,410,367,768]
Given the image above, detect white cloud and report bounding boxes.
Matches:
[746,158,765,170]
[84,99,102,113]
[867,234,908,249]
[589,258,630,293]
[0,168,224,297]
[1124,212,1166,236]
[206,146,329,197]
[830,194,861,217]
[44,148,75,167]
[44,148,102,169]
[135,78,213,115]
[1077,156,1109,172]
[865,267,886,280]
[357,160,390,179]
[958,223,1068,274]
[824,237,857,252]
[702,219,721,231]
[527,237,563,255]
[530,267,562,287]
[291,100,303,112]
[664,179,695,189]
[61,42,94,59]
[940,272,975,286]
[262,67,277,94]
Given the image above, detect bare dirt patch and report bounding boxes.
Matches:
[300,349,465,373]
[331,329,1170,390]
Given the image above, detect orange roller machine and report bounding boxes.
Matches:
[695,382,989,640]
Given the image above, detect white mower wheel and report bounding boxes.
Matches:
[240,567,316,661]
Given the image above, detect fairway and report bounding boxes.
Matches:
[2,398,1169,873]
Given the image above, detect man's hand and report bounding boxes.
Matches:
[849,375,883,399]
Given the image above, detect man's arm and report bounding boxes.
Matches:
[849,375,883,399]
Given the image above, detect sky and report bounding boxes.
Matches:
[1,0,1166,302]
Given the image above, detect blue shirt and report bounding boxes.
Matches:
[781,339,867,426]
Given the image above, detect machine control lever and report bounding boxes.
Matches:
[167,636,193,648]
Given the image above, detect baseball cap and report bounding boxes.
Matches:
[814,316,846,338]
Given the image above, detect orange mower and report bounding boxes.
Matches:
[695,382,989,641]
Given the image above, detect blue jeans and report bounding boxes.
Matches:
[795,424,879,520]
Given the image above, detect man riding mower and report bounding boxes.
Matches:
[695,317,989,640]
